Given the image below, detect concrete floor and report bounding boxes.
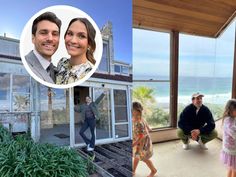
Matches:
[135,139,227,177]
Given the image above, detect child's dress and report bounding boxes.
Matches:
[133,119,153,161]
[221,116,236,169]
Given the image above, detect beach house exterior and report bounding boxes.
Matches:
[0,22,132,147]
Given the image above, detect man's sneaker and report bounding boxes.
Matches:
[87,144,90,150]
[183,143,189,150]
[87,147,94,151]
[198,137,208,150]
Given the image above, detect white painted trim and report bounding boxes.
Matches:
[10,74,13,112]
[127,85,132,139]
[0,58,22,64]
[73,137,131,148]
[69,88,75,148]
[85,77,132,86]
[92,87,97,139]
[111,89,116,141]
[35,82,40,142]
[115,122,129,125]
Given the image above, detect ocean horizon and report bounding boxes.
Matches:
[133,76,232,105]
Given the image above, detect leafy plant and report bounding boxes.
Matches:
[0,125,95,177]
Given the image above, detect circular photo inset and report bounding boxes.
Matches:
[20,5,103,89]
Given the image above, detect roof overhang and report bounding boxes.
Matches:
[133,0,236,38]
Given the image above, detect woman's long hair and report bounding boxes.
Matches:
[65,18,96,65]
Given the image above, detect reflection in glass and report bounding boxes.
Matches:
[114,90,127,105]
[114,90,128,123]
[13,75,30,92]
[94,88,112,139]
[0,73,10,111]
[121,66,129,74]
[115,124,128,138]
[12,75,30,112]
[13,93,30,111]
[115,65,121,73]
[39,86,69,146]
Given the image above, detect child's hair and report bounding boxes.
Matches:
[222,99,236,123]
[132,102,143,114]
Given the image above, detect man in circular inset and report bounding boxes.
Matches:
[177,92,218,150]
[25,12,61,83]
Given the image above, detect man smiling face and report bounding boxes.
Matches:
[32,20,60,60]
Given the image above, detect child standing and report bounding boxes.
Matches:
[132,102,157,177]
[221,99,236,177]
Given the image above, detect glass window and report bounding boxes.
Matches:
[98,43,109,72]
[0,73,10,111]
[114,90,128,123]
[133,28,170,128]
[94,88,112,139]
[12,75,30,112]
[115,124,128,138]
[0,62,28,75]
[121,66,129,74]
[0,39,20,57]
[178,21,235,120]
[13,75,30,92]
[39,86,69,146]
[115,65,121,73]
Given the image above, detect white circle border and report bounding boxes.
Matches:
[20,5,103,89]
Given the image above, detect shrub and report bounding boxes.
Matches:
[0,125,94,177]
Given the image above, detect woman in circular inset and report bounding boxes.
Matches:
[56,18,96,84]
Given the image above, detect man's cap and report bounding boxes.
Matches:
[192,92,204,99]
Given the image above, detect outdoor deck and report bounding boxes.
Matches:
[77,141,132,177]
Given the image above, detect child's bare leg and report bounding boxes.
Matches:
[143,159,157,177]
[231,169,236,177]
[133,157,140,175]
[228,169,232,177]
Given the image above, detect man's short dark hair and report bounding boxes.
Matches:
[32,12,61,35]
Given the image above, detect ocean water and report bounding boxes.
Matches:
[133,76,232,104]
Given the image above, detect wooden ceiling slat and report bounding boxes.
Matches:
[133,18,215,37]
[133,13,218,35]
[133,15,216,37]
[134,0,226,23]
[211,0,236,7]
[134,6,221,30]
[133,0,236,37]
[146,0,236,17]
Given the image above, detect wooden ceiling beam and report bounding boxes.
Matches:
[134,0,226,23]
[133,0,236,38]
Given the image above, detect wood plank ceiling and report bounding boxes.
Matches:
[133,0,236,38]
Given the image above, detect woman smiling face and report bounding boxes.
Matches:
[65,20,89,64]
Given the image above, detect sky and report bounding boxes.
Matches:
[0,0,132,64]
[133,19,236,78]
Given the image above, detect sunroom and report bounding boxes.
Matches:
[133,1,236,177]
